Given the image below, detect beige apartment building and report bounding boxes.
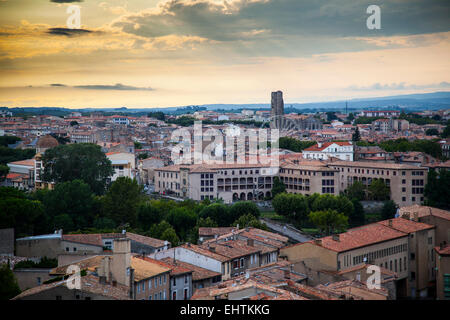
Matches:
[328,161,428,206]
[279,162,339,196]
[435,244,450,300]
[280,217,436,298]
[155,163,277,203]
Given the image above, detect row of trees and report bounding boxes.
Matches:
[0,176,266,245]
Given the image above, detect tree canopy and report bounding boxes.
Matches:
[41,143,114,195]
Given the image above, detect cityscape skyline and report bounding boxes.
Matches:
[0,0,449,108]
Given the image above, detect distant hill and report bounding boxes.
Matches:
[2,91,449,115]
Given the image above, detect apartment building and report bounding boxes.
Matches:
[399,205,450,246]
[302,141,354,161]
[329,161,428,206]
[106,152,136,181]
[280,217,436,298]
[435,244,450,300]
[202,227,289,265]
[280,162,339,196]
[155,163,277,203]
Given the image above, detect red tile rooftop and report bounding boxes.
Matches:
[288,223,407,253]
[378,217,434,234]
[399,205,450,221]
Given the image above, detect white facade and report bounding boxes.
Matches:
[303,142,354,161]
[106,152,136,181]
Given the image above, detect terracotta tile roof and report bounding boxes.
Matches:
[160,257,221,281]
[50,255,106,275]
[435,245,450,256]
[8,159,35,167]
[316,280,388,300]
[293,223,407,253]
[137,256,191,276]
[201,240,261,259]
[330,160,426,170]
[399,205,450,221]
[377,218,434,234]
[179,243,230,262]
[126,232,167,248]
[12,274,130,300]
[62,234,103,247]
[131,256,171,282]
[199,227,236,237]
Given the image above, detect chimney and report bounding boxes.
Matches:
[209,246,216,253]
[314,239,322,246]
[413,212,419,222]
[247,239,254,247]
[332,234,340,242]
[402,212,410,220]
[111,238,131,287]
[388,219,393,227]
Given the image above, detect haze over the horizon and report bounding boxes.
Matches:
[0,0,449,109]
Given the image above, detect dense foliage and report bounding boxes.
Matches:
[278,137,316,153]
[379,138,442,159]
[41,143,114,195]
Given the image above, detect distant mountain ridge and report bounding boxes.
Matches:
[2,91,449,114]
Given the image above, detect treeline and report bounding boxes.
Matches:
[278,137,316,153]
[379,138,443,159]
[0,178,267,245]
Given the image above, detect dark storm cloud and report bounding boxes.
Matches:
[73,83,154,91]
[50,0,83,3]
[113,0,450,41]
[47,27,93,36]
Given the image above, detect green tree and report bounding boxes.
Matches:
[0,263,21,300]
[352,127,361,142]
[232,214,269,231]
[381,200,397,220]
[344,181,366,201]
[93,217,116,230]
[272,193,310,225]
[309,210,348,236]
[70,121,79,126]
[160,227,179,247]
[271,176,286,198]
[424,169,450,210]
[199,203,230,226]
[348,199,365,227]
[166,207,198,240]
[0,164,9,181]
[134,141,143,149]
[0,187,47,237]
[41,143,114,195]
[53,214,75,231]
[368,179,390,201]
[148,111,165,121]
[102,177,143,226]
[310,194,354,217]
[347,113,355,121]
[442,125,450,138]
[43,180,95,231]
[228,201,260,223]
[425,128,439,136]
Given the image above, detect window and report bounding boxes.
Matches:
[184,288,188,300]
[444,274,450,298]
[240,258,244,268]
[411,272,416,280]
[410,253,415,260]
[185,275,188,284]
[173,277,176,286]
[172,291,177,300]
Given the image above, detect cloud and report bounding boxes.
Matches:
[347,82,450,91]
[112,0,450,41]
[50,0,83,3]
[73,83,154,91]
[47,27,93,36]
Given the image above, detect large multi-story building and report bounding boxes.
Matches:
[280,217,436,298]
[329,161,428,206]
[279,161,339,196]
[302,141,354,161]
[155,163,277,203]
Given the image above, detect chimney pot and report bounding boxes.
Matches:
[388,219,393,227]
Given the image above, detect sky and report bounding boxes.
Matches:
[0,0,449,109]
